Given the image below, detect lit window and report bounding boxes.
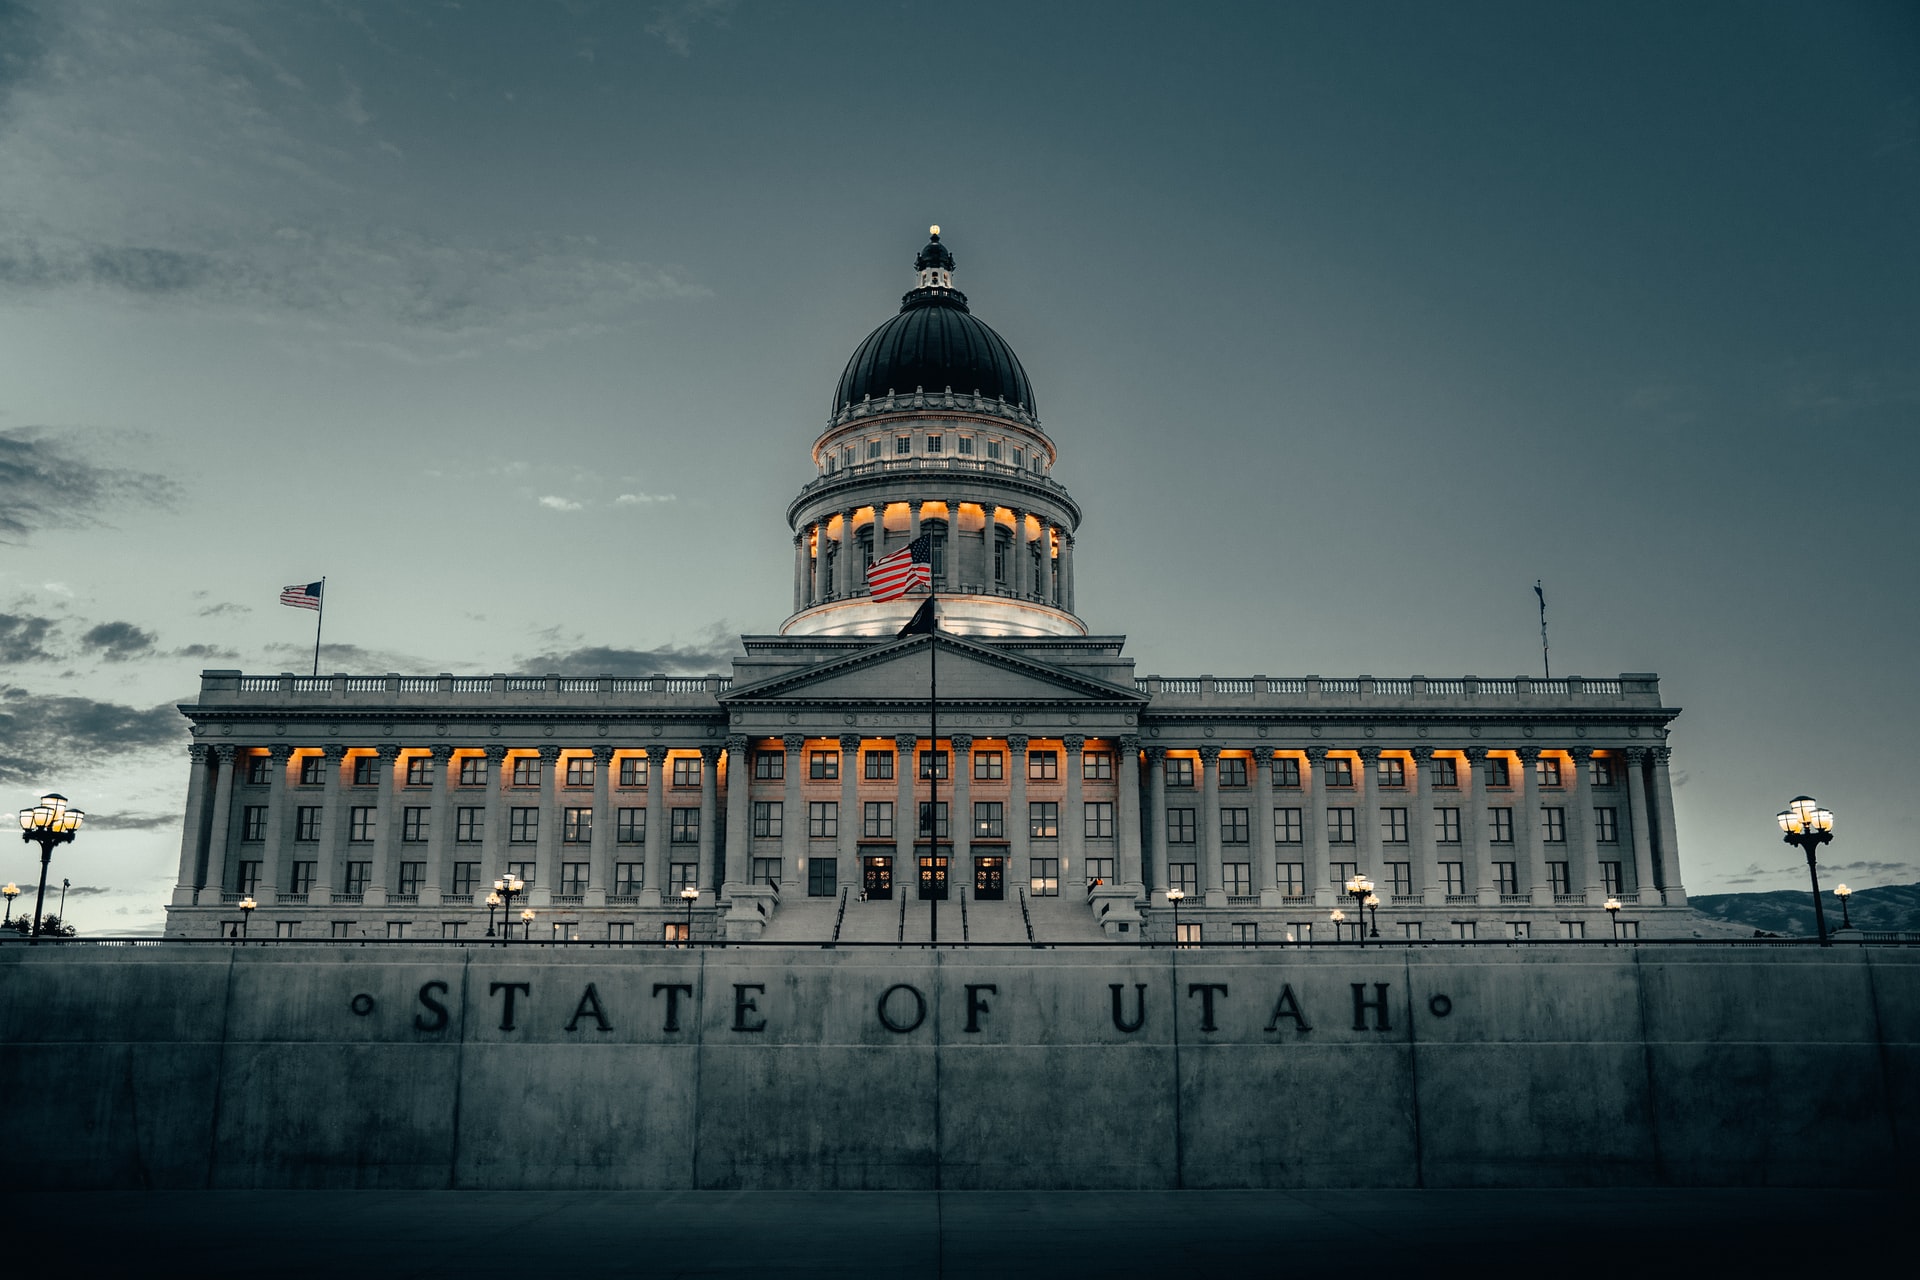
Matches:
[755,751,783,780]
[1431,757,1458,788]
[1029,802,1058,838]
[927,434,943,453]
[512,756,540,787]
[919,751,950,780]
[973,751,1002,780]
[1324,758,1354,787]
[896,435,912,455]
[459,756,488,786]
[1273,757,1301,787]
[406,756,434,786]
[563,808,592,844]
[246,755,272,785]
[1487,758,1511,787]
[957,436,974,455]
[810,751,838,780]
[619,757,649,787]
[352,757,378,786]
[300,756,326,786]
[1030,857,1059,897]
[865,750,894,779]
[1590,756,1616,787]
[1167,758,1194,788]
[1536,757,1562,787]
[973,801,1004,838]
[1378,758,1406,787]
[564,757,594,787]
[672,757,701,788]
[1219,758,1248,787]
[1083,751,1112,780]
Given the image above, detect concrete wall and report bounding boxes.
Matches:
[1,945,1912,1190]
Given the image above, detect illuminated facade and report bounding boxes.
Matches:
[166,231,1689,942]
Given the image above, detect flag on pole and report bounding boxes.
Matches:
[280,581,324,611]
[868,535,932,601]
[897,597,937,637]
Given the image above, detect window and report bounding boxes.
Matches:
[1550,862,1571,895]
[1028,801,1058,838]
[1560,920,1586,940]
[1388,862,1412,895]
[1453,921,1477,940]
[1488,807,1514,843]
[1435,807,1461,843]
[349,807,376,843]
[1327,808,1356,844]
[917,802,949,838]
[1084,802,1114,838]
[1542,807,1566,843]
[558,863,588,896]
[399,862,424,895]
[453,863,480,895]
[1166,757,1194,788]
[1595,807,1619,843]
[672,757,701,788]
[926,434,942,453]
[459,756,489,786]
[1536,757,1562,787]
[754,751,783,780]
[441,922,464,940]
[753,802,782,838]
[1330,861,1357,888]
[386,922,409,940]
[1086,856,1114,886]
[331,921,354,939]
[1030,857,1059,897]
[1401,922,1422,940]
[352,757,378,786]
[246,755,272,785]
[665,922,690,946]
[344,862,371,894]
[809,751,838,780]
[809,801,838,838]
[866,750,895,780]
[1166,808,1195,844]
[973,801,1004,839]
[1509,921,1531,940]
[867,438,882,460]
[1221,807,1249,845]
[619,757,649,787]
[1442,862,1466,895]
[277,921,297,939]
[242,805,268,842]
[507,860,535,886]
[456,808,483,843]
[1276,862,1305,896]
[749,857,781,887]
[1590,756,1616,787]
[296,806,322,842]
[564,756,594,787]
[1175,923,1202,948]
[300,756,326,786]
[671,809,699,844]
[1381,807,1409,844]
[1616,920,1640,939]
[895,434,911,455]
[1431,757,1458,788]
[1170,863,1197,893]
[509,808,538,843]
[237,860,260,893]
[808,858,837,896]
[986,439,1002,460]
[1222,863,1251,896]
[1494,862,1519,895]
[1602,861,1623,894]
[1013,447,1025,468]
[1083,751,1113,780]
[406,756,433,786]
[919,751,949,780]
[614,862,644,895]
[402,807,429,843]
[957,436,974,455]
[290,862,316,893]
[1275,808,1303,844]
[973,750,1002,780]
[864,802,894,838]
[564,808,592,844]
[511,756,540,787]
[1378,757,1406,787]
[1219,757,1248,787]
[1324,757,1354,787]
[1487,757,1511,787]
[669,863,697,892]
[616,808,645,844]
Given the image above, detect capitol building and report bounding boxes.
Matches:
[166,231,1689,944]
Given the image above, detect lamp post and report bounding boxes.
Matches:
[1166,886,1186,947]
[1603,896,1620,941]
[1330,907,1346,943]
[519,908,536,942]
[1835,883,1854,932]
[17,793,83,944]
[1777,795,1835,946]
[1364,892,1381,939]
[2,883,18,927]
[484,890,503,937]
[493,874,525,941]
[59,877,69,922]
[680,883,700,945]
[238,895,256,940]
[1345,873,1373,947]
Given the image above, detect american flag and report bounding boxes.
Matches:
[867,535,932,601]
[280,581,324,611]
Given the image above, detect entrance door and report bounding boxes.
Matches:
[974,855,1005,900]
[917,854,950,900]
[862,856,893,900]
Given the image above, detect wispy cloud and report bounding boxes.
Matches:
[0,612,62,663]
[516,622,740,676]
[0,429,177,543]
[538,495,585,511]
[0,687,185,785]
[616,492,677,505]
[79,621,158,662]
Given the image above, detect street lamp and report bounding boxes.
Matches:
[1364,892,1381,939]
[1345,873,1373,947]
[1835,883,1854,931]
[1603,896,1621,941]
[493,874,525,941]
[680,883,700,945]
[1777,795,1835,946]
[1166,886,1186,947]
[519,908,536,941]
[2,883,18,927]
[17,793,83,943]
[484,890,503,937]
[238,895,257,940]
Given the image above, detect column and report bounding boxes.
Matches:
[1060,533,1075,612]
[781,735,805,887]
[838,508,856,597]
[1253,752,1275,899]
[894,734,918,870]
[645,744,670,905]
[1198,746,1223,905]
[530,745,559,906]
[1304,747,1332,907]
[699,745,722,894]
[1010,508,1027,599]
[481,745,508,886]
[587,745,613,906]
[365,743,400,905]
[802,523,818,606]
[792,533,806,614]
[1623,748,1656,902]
[1355,747,1378,883]
[424,745,452,902]
[1650,746,1686,904]
[1461,748,1488,904]
[1145,747,1168,894]
[1117,737,1144,890]
[173,744,213,905]
[950,735,973,894]
[314,743,347,900]
[723,736,750,893]
[203,744,238,899]
[1515,747,1546,905]
[1062,735,1084,888]
[1408,747,1435,905]
[909,500,922,544]
[1569,748,1599,906]
[262,744,292,898]
[1046,524,1060,604]
[837,734,860,888]
[1006,735,1030,881]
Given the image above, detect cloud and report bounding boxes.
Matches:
[78,620,158,661]
[538,495,585,511]
[615,492,677,505]
[263,641,438,672]
[0,429,178,543]
[645,0,738,57]
[0,612,61,662]
[516,624,741,676]
[78,810,178,832]
[195,602,251,618]
[1829,860,1915,876]
[0,687,185,785]
[174,643,240,661]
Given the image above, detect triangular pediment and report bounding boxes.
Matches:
[721,634,1144,707]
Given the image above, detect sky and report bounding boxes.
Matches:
[1,0,1916,933]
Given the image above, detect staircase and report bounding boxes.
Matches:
[755,893,841,943]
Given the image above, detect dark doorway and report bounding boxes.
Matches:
[974,855,1005,900]
[917,854,949,900]
[862,856,893,900]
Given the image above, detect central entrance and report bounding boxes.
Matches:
[917,854,949,900]
[862,855,893,900]
[974,855,1005,900]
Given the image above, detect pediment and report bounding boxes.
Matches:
[721,635,1144,707]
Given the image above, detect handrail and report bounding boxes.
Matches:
[4,935,1910,949]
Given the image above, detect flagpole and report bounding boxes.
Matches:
[927,579,939,945]
[1535,580,1549,680]
[313,577,327,677]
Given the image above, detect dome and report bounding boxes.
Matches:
[831,231,1037,418]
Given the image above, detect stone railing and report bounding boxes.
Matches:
[1131,674,1658,707]
[201,672,733,705]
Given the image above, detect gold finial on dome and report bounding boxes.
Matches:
[929,224,940,237]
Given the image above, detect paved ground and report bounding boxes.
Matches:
[16,1188,1909,1276]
